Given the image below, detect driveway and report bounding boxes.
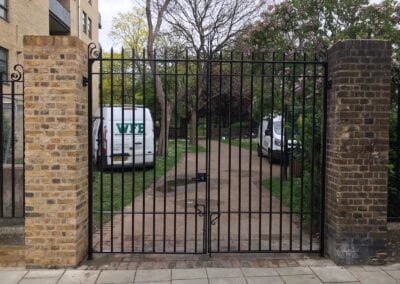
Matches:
[93,140,317,253]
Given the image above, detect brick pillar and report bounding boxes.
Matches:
[325,40,391,264]
[24,36,88,267]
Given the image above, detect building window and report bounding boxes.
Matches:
[82,11,87,34]
[88,17,92,39]
[0,0,8,20]
[0,47,8,81]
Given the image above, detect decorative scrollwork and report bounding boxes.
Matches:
[195,204,205,217]
[10,64,24,82]
[316,49,328,62]
[88,42,100,60]
[210,213,220,226]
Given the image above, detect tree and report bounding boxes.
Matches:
[109,8,148,51]
[165,0,264,144]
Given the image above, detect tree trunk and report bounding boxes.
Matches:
[157,102,172,156]
[190,110,197,144]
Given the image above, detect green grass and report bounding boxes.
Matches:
[220,138,258,151]
[92,140,205,227]
[262,174,314,222]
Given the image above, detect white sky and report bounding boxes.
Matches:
[99,0,383,51]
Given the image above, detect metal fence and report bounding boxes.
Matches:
[88,45,328,256]
[389,67,400,222]
[0,65,24,218]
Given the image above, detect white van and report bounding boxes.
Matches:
[93,106,155,169]
[257,115,299,163]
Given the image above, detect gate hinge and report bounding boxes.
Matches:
[83,76,89,87]
[327,80,332,90]
[192,172,207,182]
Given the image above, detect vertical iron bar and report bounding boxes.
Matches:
[22,73,25,218]
[142,48,146,253]
[163,49,168,253]
[131,49,136,252]
[269,52,275,251]
[173,51,178,253]
[184,48,189,253]
[310,53,318,251]
[152,50,157,253]
[300,52,307,252]
[194,51,199,253]
[99,49,104,252]
[206,47,213,255]
[279,53,285,251]
[88,57,94,258]
[110,48,115,253]
[228,51,233,252]
[11,81,15,217]
[320,61,328,256]
[238,52,244,251]
[290,53,296,251]
[248,52,254,251]
[217,51,222,252]
[121,47,125,252]
[258,52,265,250]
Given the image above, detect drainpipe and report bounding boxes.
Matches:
[77,0,80,38]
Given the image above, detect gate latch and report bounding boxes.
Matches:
[192,172,207,182]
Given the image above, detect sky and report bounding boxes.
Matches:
[98,0,383,51]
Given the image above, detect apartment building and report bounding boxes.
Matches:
[0,0,101,80]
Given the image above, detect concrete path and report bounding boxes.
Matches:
[1,263,400,283]
[93,140,317,253]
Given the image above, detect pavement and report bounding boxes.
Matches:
[1,263,400,284]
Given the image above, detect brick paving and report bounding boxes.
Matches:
[1,262,400,283]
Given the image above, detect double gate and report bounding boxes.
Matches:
[88,44,328,256]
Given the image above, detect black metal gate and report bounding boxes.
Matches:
[88,44,327,256]
[0,65,24,219]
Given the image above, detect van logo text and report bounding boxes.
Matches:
[115,123,144,135]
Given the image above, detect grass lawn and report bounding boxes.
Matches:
[262,175,314,219]
[92,140,205,227]
[220,137,258,151]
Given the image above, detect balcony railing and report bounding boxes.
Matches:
[49,0,71,31]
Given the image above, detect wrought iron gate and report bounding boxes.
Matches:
[0,65,24,219]
[88,44,328,256]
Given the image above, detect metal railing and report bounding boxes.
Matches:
[87,44,328,256]
[0,66,24,218]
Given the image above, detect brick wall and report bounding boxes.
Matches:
[23,36,88,267]
[325,40,392,264]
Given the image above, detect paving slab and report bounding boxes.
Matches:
[97,270,135,284]
[134,282,170,284]
[24,270,64,279]
[281,274,323,284]
[172,268,207,279]
[311,266,358,282]
[241,267,278,277]
[19,278,59,284]
[384,270,400,280]
[209,277,247,284]
[135,269,171,282]
[276,266,313,276]
[58,270,100,284]
[0,270,27,284]
[206,268,243,278]
[348,270,397,284]
[381,263,400,271]
[172,279,209,284]
[246,276,284,284]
